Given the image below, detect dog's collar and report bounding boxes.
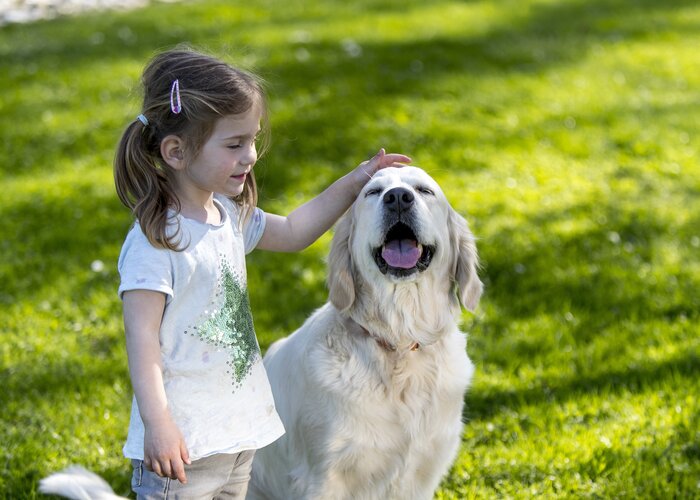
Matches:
[345,317,420,352]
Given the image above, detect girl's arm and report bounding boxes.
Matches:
[122,290,191,484]
[257,149,411,252]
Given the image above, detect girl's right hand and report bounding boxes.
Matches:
[351,148,412,192]
[143,416,191,484]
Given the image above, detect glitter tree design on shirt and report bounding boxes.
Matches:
[191,261,260,389]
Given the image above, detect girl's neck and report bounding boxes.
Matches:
[177,194,221,225]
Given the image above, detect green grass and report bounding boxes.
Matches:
[2,0,699,498]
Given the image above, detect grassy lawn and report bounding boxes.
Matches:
[1,0,699,498]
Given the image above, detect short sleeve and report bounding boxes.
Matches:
[117,223,174,301]
[243,207,266,254]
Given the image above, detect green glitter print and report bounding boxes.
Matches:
[191,261,260,389]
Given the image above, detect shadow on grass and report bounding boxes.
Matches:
[453,430,699,495]
[482,174,699,322]
[465,349,699,421]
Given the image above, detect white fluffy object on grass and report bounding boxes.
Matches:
[39,465,126,500]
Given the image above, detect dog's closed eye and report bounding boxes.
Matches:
[415,186,434,196]
[365,188,382,197]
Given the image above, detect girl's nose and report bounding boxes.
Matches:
[242,143,257,167]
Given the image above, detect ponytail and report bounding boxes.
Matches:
[114,119,182,250]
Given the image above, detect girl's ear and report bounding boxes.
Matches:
[160,135,186,170]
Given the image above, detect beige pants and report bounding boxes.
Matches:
[131,450,255,499]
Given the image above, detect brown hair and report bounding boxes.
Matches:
[114,47,269,250]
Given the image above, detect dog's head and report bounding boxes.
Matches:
[328,166,482,315]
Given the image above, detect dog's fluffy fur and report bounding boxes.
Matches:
[38,465,125,499]
[248,166,482,500]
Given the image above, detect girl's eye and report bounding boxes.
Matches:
[416,186,434,196]
[229,136,259,149]
[365,188,382,197]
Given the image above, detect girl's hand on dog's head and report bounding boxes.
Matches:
[364,148,412,174]
[352,148,412,193]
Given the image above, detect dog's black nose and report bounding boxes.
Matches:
[383,187,414,213]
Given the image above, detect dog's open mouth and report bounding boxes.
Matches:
[373,222,435,277]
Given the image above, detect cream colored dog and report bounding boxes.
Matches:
[247,166,483,500]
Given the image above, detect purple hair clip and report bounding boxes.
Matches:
[170,79,182,114]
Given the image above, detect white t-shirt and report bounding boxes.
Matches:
[117,195,285,460]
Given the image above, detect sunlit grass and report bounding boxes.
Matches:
[1,0,699,497]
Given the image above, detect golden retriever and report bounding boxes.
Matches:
[247,166,482,500]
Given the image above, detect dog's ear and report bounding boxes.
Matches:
[449,208,483,312]
[328,212,355,313]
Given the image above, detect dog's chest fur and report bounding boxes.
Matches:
[294,307,473,498]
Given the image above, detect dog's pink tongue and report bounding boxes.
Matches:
[382,239,421,269]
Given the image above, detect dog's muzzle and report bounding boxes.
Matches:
[372,188,435,278]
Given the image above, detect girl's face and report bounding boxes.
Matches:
[181,105,261,200]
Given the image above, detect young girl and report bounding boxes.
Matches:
[114,48,410,498]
